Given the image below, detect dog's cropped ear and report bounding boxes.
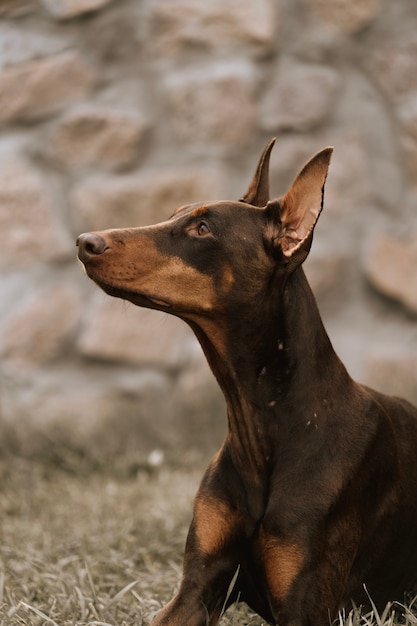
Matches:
[240,138,276,207]
[265,147,333,262]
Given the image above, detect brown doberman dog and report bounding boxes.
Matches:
[77,140,417,626]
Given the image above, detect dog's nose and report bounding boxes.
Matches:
[76,232,108,263]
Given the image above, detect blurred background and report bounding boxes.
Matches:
[0,0,416,467]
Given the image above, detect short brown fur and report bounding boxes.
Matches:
[77,139,417,625]
[260,534,305,601]
[194,495,240,556]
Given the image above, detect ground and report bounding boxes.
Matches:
[0,456,415,626]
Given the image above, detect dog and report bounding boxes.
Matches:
[77,140,417,625]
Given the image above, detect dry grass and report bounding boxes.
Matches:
[0,456,416,626]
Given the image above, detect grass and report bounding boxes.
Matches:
[0,455,416,626]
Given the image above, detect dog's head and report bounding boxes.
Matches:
[77,140,332,320]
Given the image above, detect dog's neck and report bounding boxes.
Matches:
[188,267,350,498]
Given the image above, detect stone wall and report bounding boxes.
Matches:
[1,0,417,462]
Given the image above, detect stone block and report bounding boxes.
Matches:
[165,66,255,149]
[0,365,167,447]
[44,105,148,171]
[40,0,112,19]
[0,51,93,124]
[77,295,196,368]
[1,284,81,366]
[0,24,69,69]
[398,98,417,183]
[71,166,223,232]
[261,61,340,132]
[364,233,417,314]
[304,249,348,300]
[401,135,417,185]
[320,133,371,217]
[0,362,224,458]
[148,0,278,56]
[399,98,417,143]
[0,0,37,17]
[0,155,72,269]
[305,0,380,34]
[176,352,226,451]
[367,37,417,104]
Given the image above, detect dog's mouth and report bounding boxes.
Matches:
[90,275,172,310]
[106,284,171,309]
[77,256,172,309]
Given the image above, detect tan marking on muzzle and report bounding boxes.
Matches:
[83,227,217,314]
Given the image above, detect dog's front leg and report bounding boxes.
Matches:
[151,492,244,626]
[258,513,361,626]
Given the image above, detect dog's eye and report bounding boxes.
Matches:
[197,221,210,237]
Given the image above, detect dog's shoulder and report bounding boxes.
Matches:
[362,384,417,421]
